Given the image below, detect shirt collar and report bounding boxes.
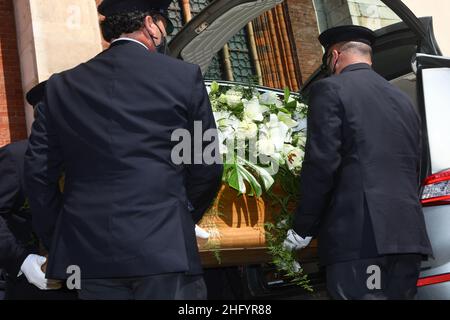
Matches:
[341,63,372,74]
[111,37,149,51]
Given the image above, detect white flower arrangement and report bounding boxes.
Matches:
[208,81,313,292]
[209,81,308,197]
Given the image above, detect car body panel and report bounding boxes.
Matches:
[414,54,450,299]
[417,57,450,174]
[417,281,450,300]
[169,0,283,74]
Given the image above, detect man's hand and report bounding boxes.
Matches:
[20,254,62,290]
[283,229,312,251]
[195,225,210,239]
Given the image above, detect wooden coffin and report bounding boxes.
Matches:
[197,184,318,268]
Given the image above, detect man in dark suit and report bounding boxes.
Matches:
[0,140,50,297]
[284,26,432,300]
[0,82,77,300]
[24,0,223,300]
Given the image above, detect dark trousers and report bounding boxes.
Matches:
[204,267,244,300]
[5,276,78,300]
[78,273,207,300]
[326,254,422,300]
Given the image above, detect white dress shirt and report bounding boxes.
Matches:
[111,37,149,50]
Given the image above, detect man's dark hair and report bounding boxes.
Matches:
[101,10,152,42]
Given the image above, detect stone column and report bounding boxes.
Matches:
[13,0,103,133]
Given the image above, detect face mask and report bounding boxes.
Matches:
[153,19,170,55]
[144,20,169,55]
[322,50,341,76]
[155,31,169,55]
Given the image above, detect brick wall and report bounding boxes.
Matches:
[285,0,324,83]
[0,0,27,147]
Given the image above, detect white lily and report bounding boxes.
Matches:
[285,147,304,172]
[277,111,299,129]
[257,137,276,156]
[259,115,290,153]
[217,130,230,155]
[243,98,269,122]
[214,112,239,136]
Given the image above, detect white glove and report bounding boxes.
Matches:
[20,254,62,290]
[283,229,312,251]
[195,225,210,239]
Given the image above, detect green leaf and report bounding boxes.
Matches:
[237,163,263,197]
[238,156,275,191]
[211,81,219,94]
[284,87,291,105]
[226,162,246,194]
[279,107,290,114]
[286,100,298,111]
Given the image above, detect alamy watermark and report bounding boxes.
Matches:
[366,265,381,290]
[170,121,280,175]
[65,265,81,290]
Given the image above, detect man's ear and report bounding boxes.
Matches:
[332,49,340,61]
[143,15,157,37]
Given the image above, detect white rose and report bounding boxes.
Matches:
[257,137,276,156]
[260,92,283,108]
[225,89,243,107]
[236,118,258,139]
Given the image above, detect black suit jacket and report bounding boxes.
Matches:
[294,63,433,266]
[0,140,33,276]
[25,40,223,279]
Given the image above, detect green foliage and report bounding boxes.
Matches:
[264,166,313,292]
